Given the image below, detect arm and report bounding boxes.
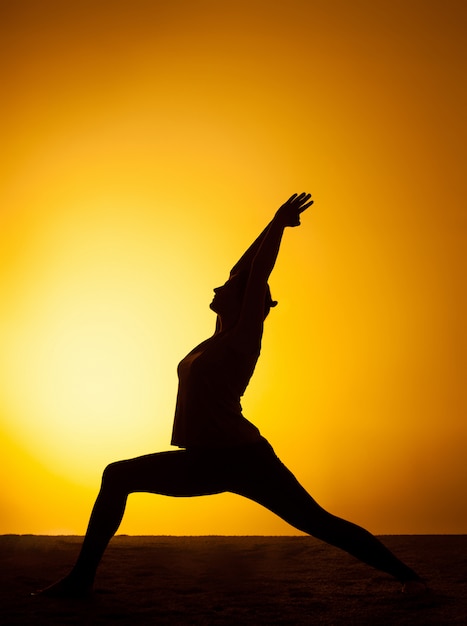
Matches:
[234,193,313,347]
[229,221,273,277]
[230,193,312,277]
[249,192,313,289]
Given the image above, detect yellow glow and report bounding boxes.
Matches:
[1,0,465,535]
[2,201,172,482]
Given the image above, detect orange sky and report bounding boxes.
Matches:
[0,0,465,535]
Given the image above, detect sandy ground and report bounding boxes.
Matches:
[1,535,465,625]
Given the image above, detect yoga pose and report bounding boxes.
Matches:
[39,193,424,597]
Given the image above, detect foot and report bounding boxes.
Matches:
[32,575,93,599]
[401,579,433,600]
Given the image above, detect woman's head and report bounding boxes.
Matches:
[210,271,277,322]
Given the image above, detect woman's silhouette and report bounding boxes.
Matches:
[39,193,424,597]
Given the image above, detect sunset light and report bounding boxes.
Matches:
[1,0,465,536]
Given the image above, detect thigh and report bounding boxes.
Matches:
[110,449,233,497]
[229,446,332,534]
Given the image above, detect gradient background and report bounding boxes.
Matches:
[1,0,465,536]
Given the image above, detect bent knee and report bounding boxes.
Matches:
[102,460,127,486]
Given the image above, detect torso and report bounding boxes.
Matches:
[170,332,263,448]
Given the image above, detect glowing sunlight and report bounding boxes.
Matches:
[1,0,465,535]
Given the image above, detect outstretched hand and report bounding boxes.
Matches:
[275,193,313,227]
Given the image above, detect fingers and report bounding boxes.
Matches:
[292,192,311,202]
[285,192,312,205]
[291,192,313,211]
[299,199,314,212]
[296,192,311,204]
[278,192,313,226]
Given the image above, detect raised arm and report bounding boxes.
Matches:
[230,193,312,277]
[229,222,273,277]
[252,193,312,277]
[233,193,313,347]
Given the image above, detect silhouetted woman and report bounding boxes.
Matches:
[40,193,424,597]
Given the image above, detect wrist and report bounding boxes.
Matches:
[272,211,289,229]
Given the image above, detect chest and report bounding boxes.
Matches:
[177,339,258,391]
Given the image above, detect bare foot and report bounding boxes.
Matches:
[401,580,430,595]
[32,575,93,599]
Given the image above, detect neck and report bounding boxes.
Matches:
[214,314,237,335]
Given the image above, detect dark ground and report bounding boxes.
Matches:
[1,535,466,625]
